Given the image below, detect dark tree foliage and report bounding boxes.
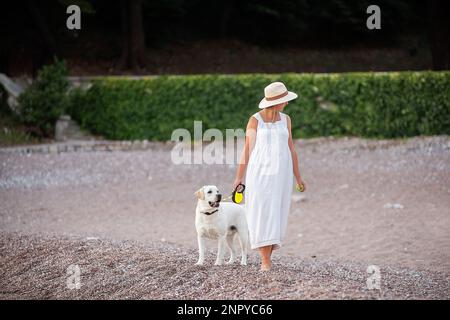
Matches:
[427,0,450,70]
[0,0,447,74]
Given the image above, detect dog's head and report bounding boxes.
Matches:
[195,185,222,208]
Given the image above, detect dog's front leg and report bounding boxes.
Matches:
[214,236,226,265]
[195,235,206,265]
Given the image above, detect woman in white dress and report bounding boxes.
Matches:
[233,82,306,271]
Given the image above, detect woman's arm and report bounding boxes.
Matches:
[233,116,258,189]
[287,115,306,190]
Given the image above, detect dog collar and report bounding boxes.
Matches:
[202,209,219,216]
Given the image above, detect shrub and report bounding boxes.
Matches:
[18,59,69,137]
[68,72,450,140]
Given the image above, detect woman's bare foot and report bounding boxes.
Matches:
[260,264,271,271]
[258,245,273,271]
[260,258,272,271]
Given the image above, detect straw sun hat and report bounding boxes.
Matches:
[258,81,298,109]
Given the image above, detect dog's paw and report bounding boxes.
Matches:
[226,259,236,265]
[214,261,223,266]
[240,259,247,266]
[195,261,204,266]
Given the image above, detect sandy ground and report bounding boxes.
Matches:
[0,136,449,299]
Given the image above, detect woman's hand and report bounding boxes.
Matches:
[233,177,243,191]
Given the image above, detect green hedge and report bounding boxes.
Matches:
[68,72,450,140]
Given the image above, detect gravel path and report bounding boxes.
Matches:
[1,233,448,299]
[0,136,449,299]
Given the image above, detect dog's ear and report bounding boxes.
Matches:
[194,187,205,200]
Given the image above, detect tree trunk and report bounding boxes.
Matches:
[119,0,130,68]
[25,0,57,57]
[427,0,450,70]
[25,0,57,76]
[219,0,234,37]
[120,0,146,70]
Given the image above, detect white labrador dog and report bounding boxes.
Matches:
[194,185,249,266]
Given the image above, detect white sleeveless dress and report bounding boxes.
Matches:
[245,111,294,250]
